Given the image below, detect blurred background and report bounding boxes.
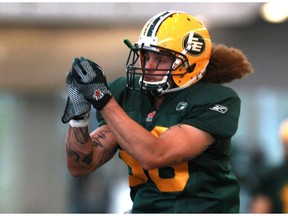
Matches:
[0,2,287,213]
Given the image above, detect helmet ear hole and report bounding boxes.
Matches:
[177,62,193,72]
[188,64,196,73]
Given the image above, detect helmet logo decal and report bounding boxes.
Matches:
[183,33,205,56]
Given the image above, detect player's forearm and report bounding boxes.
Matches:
[65,126,95,176]
[101,98,162,169]
[65,124,119,176]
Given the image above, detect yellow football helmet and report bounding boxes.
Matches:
[125,10,212,96]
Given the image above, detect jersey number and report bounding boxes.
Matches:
[119,125,189,192]
[119,151,189,192]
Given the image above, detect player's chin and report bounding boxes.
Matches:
[144,76,164,83]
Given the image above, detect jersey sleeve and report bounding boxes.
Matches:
[182,84,241,139]
[96,76,127,126]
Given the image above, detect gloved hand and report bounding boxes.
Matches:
[71,57,112,111]
[61,72,91,124]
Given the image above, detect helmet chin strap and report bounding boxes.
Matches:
[140,71,171,96]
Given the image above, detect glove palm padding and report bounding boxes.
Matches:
[71,57,112,111]
[62,72,91,123]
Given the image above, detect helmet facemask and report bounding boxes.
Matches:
[126,45,190,96]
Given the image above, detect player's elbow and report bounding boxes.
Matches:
[140,162,153,170]
[67,164,91,177]
[69,171,82,177]
[67,166,82,177]
[137,155,164,170]
[141,161,163,170]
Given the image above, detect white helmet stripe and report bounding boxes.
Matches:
[144,11,176,38]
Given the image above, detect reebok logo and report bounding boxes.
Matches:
[209,104,228,114]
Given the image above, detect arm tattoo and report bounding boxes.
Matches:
[169,156,195,166]
[66,125,116,167]
[92,126,112,148]
[182,156,195,163]
[170,160,177,166]
[66,146,93,165]
[66,146,80,162]
[98,147,118,166]
[66,127,93,165]
[73,127,90,144]
[82,150,93,165]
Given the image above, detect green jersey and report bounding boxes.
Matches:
[97,77,241,213]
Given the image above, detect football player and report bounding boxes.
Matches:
[62,10,253,213]
[250,119,288,213]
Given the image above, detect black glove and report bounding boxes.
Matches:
[71,57,112,111]
[61,72,91,124]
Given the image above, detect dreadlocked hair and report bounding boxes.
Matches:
[202,44,254,84]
